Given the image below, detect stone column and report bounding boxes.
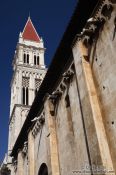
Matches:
[28,130,35,175]
[17,150,24,175]
[44,99,60,175]
[72,40,114,174]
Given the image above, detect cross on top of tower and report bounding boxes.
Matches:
[22,17,40,42]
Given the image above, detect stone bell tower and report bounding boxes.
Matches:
[8,17,46,156]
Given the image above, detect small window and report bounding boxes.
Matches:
[26,87,28,105]
[34,55,36,65]
[22,87,25,105]
[23,53,29,64]
[34,55,40,66]
[27,54,29,63]
[37,56,39,65]
[22,77,29,105]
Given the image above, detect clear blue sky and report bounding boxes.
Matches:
[0,0,77,162]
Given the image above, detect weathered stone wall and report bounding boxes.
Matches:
[7,2,116,175]
[34,125,50,175]
[90,6,116,172]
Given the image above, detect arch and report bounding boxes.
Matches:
[34,55,36,65]
[27,54,29,63]
[38,163,48,175]
[37,56,39,65]
[24,53,26,63]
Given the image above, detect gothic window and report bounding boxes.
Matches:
[22,77,29,105]
[27,54,29,63]
[37,56,39,65]
[23,53,29,64]
[34,55,39,65]
[35,79,41,96]
[34,55,36,65]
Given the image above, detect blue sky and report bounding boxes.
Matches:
[0,0,76,162]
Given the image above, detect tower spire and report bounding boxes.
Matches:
[22,17,40,42]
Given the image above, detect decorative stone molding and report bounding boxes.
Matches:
[22,141,28,156]
[73,0,116,49]
[12,158,17,172]
[48,61,75,116]
[32,111,45,138]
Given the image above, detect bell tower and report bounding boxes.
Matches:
[8,17,46,156]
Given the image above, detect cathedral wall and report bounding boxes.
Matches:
[53,72,102,174]
[34,125,50,175]
[90,8,116,171]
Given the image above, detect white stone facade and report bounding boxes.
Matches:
[8,20,46,157]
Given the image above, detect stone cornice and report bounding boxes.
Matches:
[72,0,116,49]
[31,110,45,138]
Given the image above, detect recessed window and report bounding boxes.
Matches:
[23,53,29,64]
[34,55,39,66]
[27,54,29,63]
[34,55,36,65]
[37,56,39,65]
[22,77,29,105]
[24,54,26,63]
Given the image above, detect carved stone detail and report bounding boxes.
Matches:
[48,61,75,116]
[12,158,17,172]
[32,111,45,138]
[74,0,115,48]
[22,141,28,156]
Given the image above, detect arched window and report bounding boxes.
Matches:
[37,56,39,65]
[22,77,29,105]
[34,55,36,65]
[24,53,26,63]
[38,163,48,175]
[23,53,29,64]
[27,54,29,64]
[26,87,28,105]
[34,55,40,66]
[22,87,25,105]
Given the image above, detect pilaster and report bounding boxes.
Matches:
[28,130,35,175]
[44,99,60,175]
[17,150,24,175]
[72,40,114,174]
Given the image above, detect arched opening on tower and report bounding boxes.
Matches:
[37,56,39,65]
[38,163,48,175]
